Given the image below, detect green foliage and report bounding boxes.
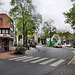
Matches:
[14,47,26,55]
[28,44,36,48]
[28,34,35,40]
[41,18,57,39]
[9,0,42,46]
[63,4,75,29]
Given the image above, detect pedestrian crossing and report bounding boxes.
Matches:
[8,56,65,67]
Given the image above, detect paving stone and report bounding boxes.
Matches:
[46,64,75,75]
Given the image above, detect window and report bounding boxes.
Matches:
[0,18,2,25]
[0,29,1,33]
[2,29,5,34]
[6,29,8,34]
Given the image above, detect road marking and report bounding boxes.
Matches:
[8,56,27,60]
[22,57,40,62]
[15,56,33,61]
[30,58,48,63]
[39,59,56,65]
[50,59,65,67]
[68,51,75,65]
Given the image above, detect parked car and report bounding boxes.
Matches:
[69,41,75,48]
[53,43,62,48]
[70,44,75,48]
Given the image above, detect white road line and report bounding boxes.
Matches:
[39,59,56,65]
[22,57,40,62]
[50,59,65,67]
[15,56,33,61]
[30,58,48,63]
[8,56,27,60]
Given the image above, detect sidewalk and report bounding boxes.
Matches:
[25,47,38,54]
[0,47,38,59]
[0,50,19,59]
[47,48,75,75]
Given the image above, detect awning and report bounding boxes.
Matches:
[0,34,14,39]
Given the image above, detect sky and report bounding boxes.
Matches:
[1,0,74,33]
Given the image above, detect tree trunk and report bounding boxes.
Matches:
[26,29,27,47]
[23,21,27,47]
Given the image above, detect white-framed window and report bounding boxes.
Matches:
[0,29,1,33]
[2,29,5,34]
[6,29,8,34]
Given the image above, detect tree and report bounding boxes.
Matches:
[42,24,49,45]
[9,0,42,47]
[63,3,75,40]
[63,4,75,30]
[42,19,56,46]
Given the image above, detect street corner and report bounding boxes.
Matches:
[25,48,38,54]
[71,51,75,64]
[68,51,75,65]
[0,51,19,59]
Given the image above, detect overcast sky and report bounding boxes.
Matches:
[1,0,74,33]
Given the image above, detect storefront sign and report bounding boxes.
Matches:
[3,34,7,37]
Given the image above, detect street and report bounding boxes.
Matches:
[0,46,73,75]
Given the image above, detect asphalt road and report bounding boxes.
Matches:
[0,47,73,75]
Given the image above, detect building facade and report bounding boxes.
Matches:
[0,14,14,52]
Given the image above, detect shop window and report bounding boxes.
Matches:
[2,29,5,34]
[0,18,2,25]
[6,29,8,34]
[0,29,1,33]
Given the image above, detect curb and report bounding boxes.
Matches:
[46,50,74,75]
[25,48,39,54]
[68,51,75,65]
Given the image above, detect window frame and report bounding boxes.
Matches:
[6,29,8,34]
[0,29,1,33]
[2,29,5,34]
[0,18,2,25]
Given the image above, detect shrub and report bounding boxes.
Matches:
[28,44,36,48]
[14,47,26,55]
[28,44,32,47]
[31,44,36,48]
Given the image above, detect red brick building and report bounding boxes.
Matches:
[0,14,14,52]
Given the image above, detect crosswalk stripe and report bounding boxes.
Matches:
[15,56,33,61]
[50,59,65,67]
[8,56,27,60]
[22,57,40,62]
[30,58,48,63]
[39,59,56,65]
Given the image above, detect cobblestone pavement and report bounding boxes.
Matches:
[46,50,75,75]
[46,64,75,75]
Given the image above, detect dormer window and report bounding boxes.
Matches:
[0,18,2,25]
